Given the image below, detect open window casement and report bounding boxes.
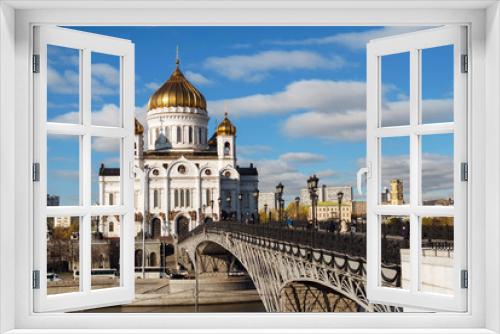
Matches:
[365,26,467,311]
[33,26,135,312]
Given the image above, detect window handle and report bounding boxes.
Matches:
[356,162,371,195]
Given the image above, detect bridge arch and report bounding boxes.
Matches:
[279,278,366,312]
[178,231,374,312]
[180,239,265,302]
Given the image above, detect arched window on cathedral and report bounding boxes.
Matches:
[189,126,193,144]
[108,193,114,205]
[174,189,179,207]
[153,189,159,208]
[176,126,181,144]
[186,189,190,207]
[224,142,231,156]
[180,189,185,207]
[198,127,202,144]
[109,221,114,232]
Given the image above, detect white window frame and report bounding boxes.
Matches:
[0,1,499,333]
[32,25,136,312]
[366,26,467,311]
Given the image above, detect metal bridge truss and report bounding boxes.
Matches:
[179,224,399,312]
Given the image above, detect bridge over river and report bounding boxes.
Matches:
[177,222,405,312]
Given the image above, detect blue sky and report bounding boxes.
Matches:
[46,26,454,205]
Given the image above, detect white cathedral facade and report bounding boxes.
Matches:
[98,58,259,239]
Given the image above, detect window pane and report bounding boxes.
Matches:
[92,137,121,206]
[47,216,80,295]
[421,134,454,205]
[380,52,410,127]
[91,52,121,127]
[380,136,410,205]
[420,216,454,295]
[47,45,80,124]
[91,215,121,290]
[47,134,80,206]
[421,45,454,124]
[380,215,410,290]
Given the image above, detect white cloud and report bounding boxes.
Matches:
[52,169,79,179]
[280,152,325,163]
[231,43,252,49]
[241,151,334,196]
[145,82,161,91]
[283,110,367,141]
[47,67,79,94]
[241,157,307,195]
[92,137,120,153]
[204,50,346,82]
[376,153,453,202]
[48,62,119,97]
[268,27,426,50]
[91,63,120,96]
[185,71,214,86]
[209,79,366,118]
[209,79,452,142]
[237,144,272,156]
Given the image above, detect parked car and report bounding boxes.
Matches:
[165,268,189,279]
[47,273,62,282]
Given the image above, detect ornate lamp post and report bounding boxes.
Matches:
[209,199,214,220]
[226,195,231,220]
[264,203,268,224]
[275,182,284,224]
[238,192,243,222]
[337,191,344,232]
[294,196,300,220]
[141,165,159,278]
[252,189,259,223]
[307,175,319,230]
[217,197,222,221]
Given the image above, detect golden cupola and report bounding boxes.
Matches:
[216,113,237,136]
[147,58,207,111]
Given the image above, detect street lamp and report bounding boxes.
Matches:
[209,199,214,220]
[337,191,344,232]
[141,165,159,278]
[294,196,300,220]
[252,189,259,223]
[217,197,222,221]
[264,203,268,224]
[226,195,231,220]
[307,175,319,229]
[275,182,284,224]
[238,192,243,222]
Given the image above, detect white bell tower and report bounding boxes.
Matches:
[216,112,236,167]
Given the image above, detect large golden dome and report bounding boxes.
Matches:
[147,60,207,111]
[216,113,236,136]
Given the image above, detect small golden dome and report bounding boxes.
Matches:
[216,113,236,136]
[135,118,144,135]
[147,59,207,111]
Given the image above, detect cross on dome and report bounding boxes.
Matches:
[176,45,180,66]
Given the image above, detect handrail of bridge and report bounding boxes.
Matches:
[180,221,411,264]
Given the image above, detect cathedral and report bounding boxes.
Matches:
[98,56,259,240]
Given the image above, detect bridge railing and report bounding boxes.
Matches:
[180,221,412,266]
[180,221,407,287]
